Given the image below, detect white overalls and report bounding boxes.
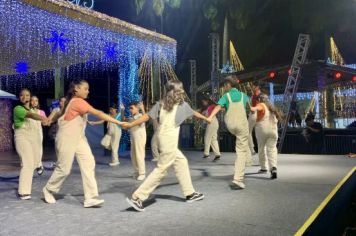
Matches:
[107,113,122,163]
[224,93,250,185]
[133,105,195,200]
[29,109,44,169]
[14,116,40,195]
[151,119,159,160]
[255,103,278,171]
[248,111,257,155]
[130,114,147,176]
[204,115,221,157]
[45,101,99,200]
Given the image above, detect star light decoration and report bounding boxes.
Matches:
[44,30,71,53]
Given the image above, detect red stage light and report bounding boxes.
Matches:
[334,72,342,79]
[353,76,356,82]
[269,72,276,78]
[288,69,292,75]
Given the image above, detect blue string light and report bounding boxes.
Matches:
[0,0,176,77]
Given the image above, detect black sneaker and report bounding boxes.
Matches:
[186,192,204,203]
[126,197,145,212]
[258,169,268,174]
[18,194,31,200]
[212,156,221,162]
[36,166,44,175]
[202,155,210,159]
[270,167,277,179]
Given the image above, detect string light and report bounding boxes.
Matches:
[0,99,13,151]
[0,0,176,78]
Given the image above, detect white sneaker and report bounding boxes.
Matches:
[43,187,56,204]
[109,161,120,167]
[84,198,105,208]
[137,175,146,181]
[151,158,158,162]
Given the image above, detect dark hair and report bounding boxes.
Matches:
[62,79,88,115]
[305,113,315,122]
[161,80,186,112]
[109,103,118,109]
[256,93,283,122]
[223,75,238,88]
[19,88,31,96]
[129,102,139,107]
[200,96,214,110]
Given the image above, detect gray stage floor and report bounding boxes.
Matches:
[0,150,355,236]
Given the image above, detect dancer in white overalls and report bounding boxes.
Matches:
[123,81,208,212]
[128,102,147,181]
[200,97,221,161]
[42,79,123,208]
[13,89,48,200]
[89,103,123,166]
[248,86,261,156]
[250,94,281,179]
[207,76,251,189]
[30,95,47,175]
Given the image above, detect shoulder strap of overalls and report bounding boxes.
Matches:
[226,93,233,103]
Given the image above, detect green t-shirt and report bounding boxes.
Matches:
[217,88,249,112]
[13,105,29,129]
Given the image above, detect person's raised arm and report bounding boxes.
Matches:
[26,111,46,121]
[87,107,122,126]
[250,104,263,112]
[193,111,209,123]
[306,126,321,133]
[139,102,146,115]
[121,114,150,129]
[88,120,105,125]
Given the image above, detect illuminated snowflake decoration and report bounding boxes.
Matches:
[44,30,71,53]
[15,61,30,74]
[104,42,119,61]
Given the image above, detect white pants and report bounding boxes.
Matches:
[131,129,147,175]
[255,126,278,170]
[15,127,38,195]
[133,129,195,201]
[110,128,121,163]
[248,112,256,154]
[46,136,99,200]
[151,132,159,160]
[204,117,220,156]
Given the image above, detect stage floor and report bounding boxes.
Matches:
[0,150,355,236]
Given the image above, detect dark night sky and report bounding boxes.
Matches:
[93,0,356,88]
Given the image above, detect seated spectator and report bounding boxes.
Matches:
[301,113,324,154]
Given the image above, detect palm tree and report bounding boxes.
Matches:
[135,0,182,33]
